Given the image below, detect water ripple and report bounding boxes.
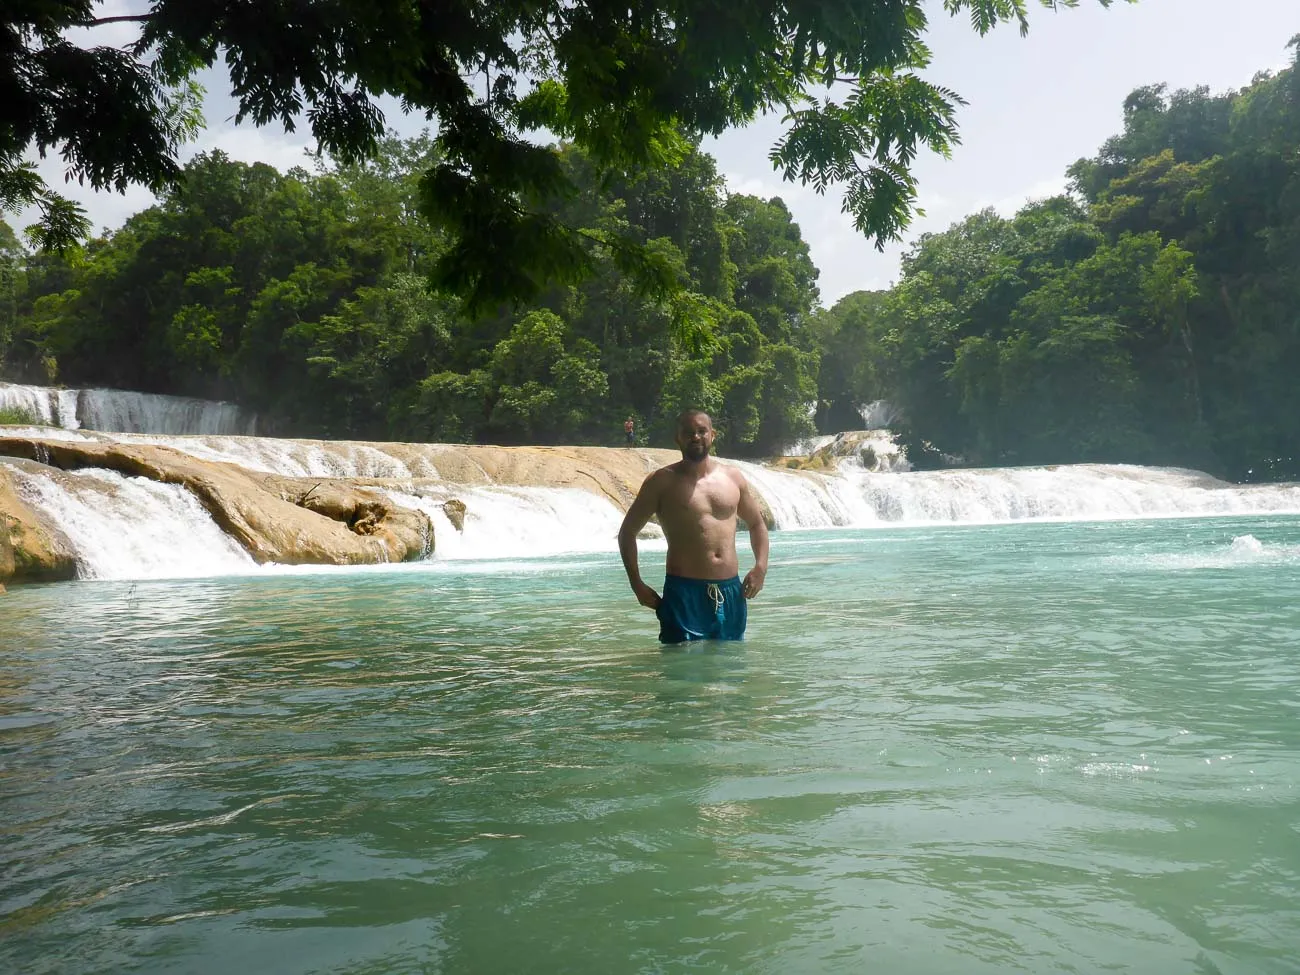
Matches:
[2,516,1299,973]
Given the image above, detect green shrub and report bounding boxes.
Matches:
[0,406,40,425]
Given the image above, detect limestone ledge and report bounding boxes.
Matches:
[0,437,435,584]
[0,435,783,585]
[338,441,776,530]
[0,458,78,583]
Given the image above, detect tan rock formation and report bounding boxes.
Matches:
[401,443,677,507]
[442,499,467,532]
[0,460,78,582]
[0,438,433,583]
[0,433,782,584]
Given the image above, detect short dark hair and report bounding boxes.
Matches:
[675,408,712,429]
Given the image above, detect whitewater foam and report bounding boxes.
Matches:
[6,425,1300,583]
[1229,534,1265,555]
[1106,533,1300,571]
[384,485,632,560]
[13,467,255,580]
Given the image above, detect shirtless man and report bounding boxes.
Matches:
[618,409,769,643]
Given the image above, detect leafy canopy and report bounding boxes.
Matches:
[4,0,1117,309]
[814,39,1300,480]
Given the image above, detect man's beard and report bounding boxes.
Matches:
[681,442,709,462]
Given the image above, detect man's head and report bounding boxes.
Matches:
[675,409,714,463]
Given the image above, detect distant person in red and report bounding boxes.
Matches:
[624,416,635,446]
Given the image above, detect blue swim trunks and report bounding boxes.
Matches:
[657,574,747,644]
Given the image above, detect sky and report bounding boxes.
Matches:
[23,0,1300,306]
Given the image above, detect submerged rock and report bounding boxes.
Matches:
[442,499,467,532]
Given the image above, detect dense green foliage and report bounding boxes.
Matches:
[816,43,1300,481]
[2,136,820,454]
[5,46,1298,482]
[5,0,1114,309]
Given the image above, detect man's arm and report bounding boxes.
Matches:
[735,474,769,599]
[618,471,665,610]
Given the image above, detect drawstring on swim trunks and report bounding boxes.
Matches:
[706,582,725,622]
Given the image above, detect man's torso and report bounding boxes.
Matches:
[656,462,741,580]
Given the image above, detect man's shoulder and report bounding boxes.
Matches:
[720,462,749,487]
[641,464,680,489]
[641,461,700,494]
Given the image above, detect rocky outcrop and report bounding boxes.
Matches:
[0,438,433,583]
[441,499,467,532]
[0,432,779,584]
[387,443,677,507]
[775,430,909,474]
[0,460,78,582]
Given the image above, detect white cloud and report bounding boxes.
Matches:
[63,0,148,49]
[979,175,1072,217]
[187,124,318,174]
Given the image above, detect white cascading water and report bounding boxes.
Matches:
[385,486,639,560]
[781,433,836,457]
[6,426,1300,581]
[0,381,256,435]
[166,433,1300,528]
[0,428,433,477]
[0,383,81,428]
[744,459,1300,529]
[118,434,436,478]
[843,464,1300,525]
[11,466,255,580]
[859,399,900,429]
[76,389,255,436]
[809,430,910,472]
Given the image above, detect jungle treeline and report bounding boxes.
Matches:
[2,46,1296,478]
[819,43,1300,481]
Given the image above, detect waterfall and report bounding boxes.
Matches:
[76,389,256,435]
[813,430,910,473]
[385,486,635,560]
[780,434,837,457]
[6,427,1300,583]
[712,458,1300,530]
[112,434,434,478]
[14,430,1300,533]
[859,399,900,429]
[779,431,910,471]
[0,382,256,435]
[844,464,1300,526]
[0,383,80,428]
[11,466,255,580]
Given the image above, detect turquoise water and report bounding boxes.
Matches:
[3,516,1300,974]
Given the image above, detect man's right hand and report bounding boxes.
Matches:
[633,581,661,610]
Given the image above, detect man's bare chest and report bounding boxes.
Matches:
[660,475,740,521]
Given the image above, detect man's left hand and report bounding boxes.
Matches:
[742,567,766,599]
